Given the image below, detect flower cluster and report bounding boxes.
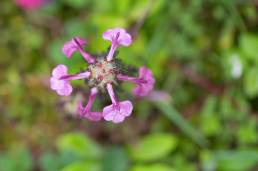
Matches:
[50,28,155,123]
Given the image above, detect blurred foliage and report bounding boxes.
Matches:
[0,0,258,171]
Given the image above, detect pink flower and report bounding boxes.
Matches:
[77,87,102,121]
[102,28,132,61]
[133,67,155,96]
[50,28,154,123]
[62,37,95,63]
[15,0,45,10]
[103,84,133,123]
[50,64,90,96]
[117,66,155,97]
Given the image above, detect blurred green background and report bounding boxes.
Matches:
[1,0,258,171]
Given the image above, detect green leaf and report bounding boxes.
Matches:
[173,154,196,171]
[244,68,258,97]
[56,132,102,159]
[237,118,258,144]
[199,96,221,136]
[102,146,129,171]
[128,133,177,161]
[0,147,33,171]
[61,161,100,171]
[216,151,258,171]
[129,164,175,171]
[154,101,208,147]
[39,152,61,171]
[240,33,258,63]
[202,150,258,171]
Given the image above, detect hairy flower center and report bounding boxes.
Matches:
[88,58,117,90]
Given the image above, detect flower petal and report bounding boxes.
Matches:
[50,77,65,90]
[52,65,68,78]
[119,100,133,117]
[57,83,73,96]
[102,29,114,41]
[103,105,116,121]
[113,114,125,123]
[118,32,132,46]
[102,28,132,46]
[132,67,155,97]
[62,37,87,58]
[103,100,133,123]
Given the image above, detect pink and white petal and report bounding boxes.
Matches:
[139,66,150,78]
[57,83,73,96]
[50,77,64,90]
[103,105,116,121]
[113,114,125,123]
[119,33,132,46]
[62,37,87,58]
[103,28,132,46]
[135,66,155,96]
[102,29,114,41]
[52,65,68,78]
[114,28,127,35]
[73,37,87,45]
[103,101,132,123]
[62,43,76,58]
[119,101,133,117]
[132,86,142,96]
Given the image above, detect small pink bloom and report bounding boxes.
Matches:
[50,65,72,96]
[103,83,133,123]
[62,37,86,58]
[77,87,102,121]
[50,65,90,96]
[103,28,132,46]
[133,67,155,97]
[102,28,132,61]
[15,0,45,10]
[62,37,95,63]
[117,66,155,97]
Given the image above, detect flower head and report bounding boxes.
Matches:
[50,27,154,123]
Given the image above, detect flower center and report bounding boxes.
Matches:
[88,58,118,90]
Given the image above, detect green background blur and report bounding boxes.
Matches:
[1,0,258,171]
